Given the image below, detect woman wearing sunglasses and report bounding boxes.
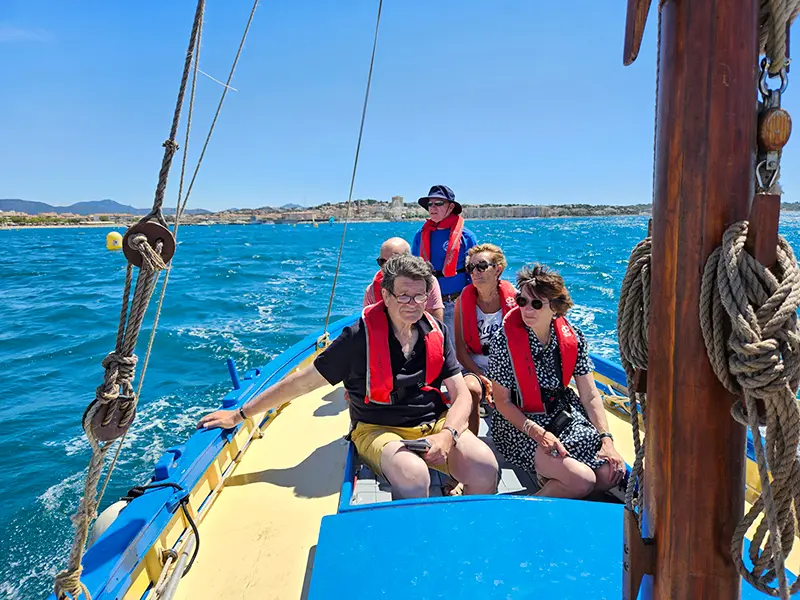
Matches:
[486,264,626,499]
[453,244,517,434]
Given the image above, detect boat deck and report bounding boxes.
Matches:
[173,383,351,600]
[167,378,800,599]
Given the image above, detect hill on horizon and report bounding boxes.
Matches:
[0,198,210,216]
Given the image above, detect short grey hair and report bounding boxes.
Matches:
[381,254,434,293]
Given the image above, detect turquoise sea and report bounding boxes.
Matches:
[3,216,800,599]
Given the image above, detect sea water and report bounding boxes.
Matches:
[3,216,800,598]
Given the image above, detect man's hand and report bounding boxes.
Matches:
[596,438,626,486]
[197,409,240,430]
[421,431,454,466]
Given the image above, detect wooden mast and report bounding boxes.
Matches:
[645,0,758,598]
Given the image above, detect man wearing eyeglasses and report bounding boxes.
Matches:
[411,185,478,341]
[198,254,499,500]
[363,237,444,321]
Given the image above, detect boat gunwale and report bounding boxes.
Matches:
[47,313,359,600]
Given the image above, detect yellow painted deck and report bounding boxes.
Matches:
[174,383,350,600]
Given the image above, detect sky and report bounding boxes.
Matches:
[1,1,796,212]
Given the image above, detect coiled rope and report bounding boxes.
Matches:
[700,221,800,598]
[616,236,651,526]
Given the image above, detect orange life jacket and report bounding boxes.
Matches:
[420,214,465,278]
[362,301,446,405]
[502,307,578,414]
[460,280,517,355]
[370,270,384,304]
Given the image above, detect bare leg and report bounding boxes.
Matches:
[463,374,483,436]
[534,447,596,499]
[380,441,431,499]
[446,430,499,495]
[592,462,618,494]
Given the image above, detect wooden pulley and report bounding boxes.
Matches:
[83,397,136,442]
[122,220,176,268]
[758,107,792,152]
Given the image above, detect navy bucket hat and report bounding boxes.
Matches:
[417,184,462,215]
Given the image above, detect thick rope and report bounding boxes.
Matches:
[140,1,206,227]
[54,239,166,600]
[760,0,800,74]
[322,0,383,333]
[53,3,206,596]
[700,220,800,598]
[617,236,651,527]
[96,0,259,514]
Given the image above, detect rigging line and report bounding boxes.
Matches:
[177,0,260,224]
[95,0,258,508]
[323,0,384,334]
[96,11,204,509]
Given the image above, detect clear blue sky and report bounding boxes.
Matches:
[2,1,796,212]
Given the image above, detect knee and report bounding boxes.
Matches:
[456,435,499,494]
[465,376,482,405]
[383,452,430,499]
[593,463,616,493]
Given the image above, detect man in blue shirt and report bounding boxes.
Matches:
[412,185,478,341]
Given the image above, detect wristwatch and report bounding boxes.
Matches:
[598,432,614,442]
[443,426,459,445]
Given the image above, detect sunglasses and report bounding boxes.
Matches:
[376,257,387,267]
[428,200,448,208]
[389,291,429,305]
[515,294,545,310]
[467,260,495,274]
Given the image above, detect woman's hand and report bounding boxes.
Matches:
[197,409,240,430]
[421,431,454,466]
[537,430,568,458]
[596,438,626,485]
[479,375,493,403]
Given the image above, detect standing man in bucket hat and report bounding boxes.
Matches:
[412,184,478,342]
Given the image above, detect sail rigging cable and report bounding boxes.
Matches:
[322,0,384,334]
[54,1,262,596]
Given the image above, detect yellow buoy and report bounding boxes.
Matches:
[106,231,123,251]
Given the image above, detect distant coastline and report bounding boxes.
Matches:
[4,197,800,230]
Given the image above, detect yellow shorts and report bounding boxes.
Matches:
[351,413,451,478]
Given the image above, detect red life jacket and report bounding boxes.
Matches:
[370,270,384,304]
[420,214,465,278]
[502,307,578,414]
[362,301,446,405]
[460,280,517,355]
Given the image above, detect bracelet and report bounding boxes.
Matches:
[523,419,536,438]
[598,432,614,442]
[238,406,247,422]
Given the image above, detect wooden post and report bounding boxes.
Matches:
[646,0,758,598]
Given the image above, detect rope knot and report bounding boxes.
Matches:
[128,234,167,272]
[162,139,180,152]
[700,219,800,596]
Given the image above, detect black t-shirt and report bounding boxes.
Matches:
[313,312,461,427]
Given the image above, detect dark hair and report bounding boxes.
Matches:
[381,254,434,293]
[516,263,573,316]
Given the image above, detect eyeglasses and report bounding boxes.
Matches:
[467,260,495,274]
[388,290,429,305]
[515,294,545,310]
[428,200,448,208]
[376,257,387,267]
